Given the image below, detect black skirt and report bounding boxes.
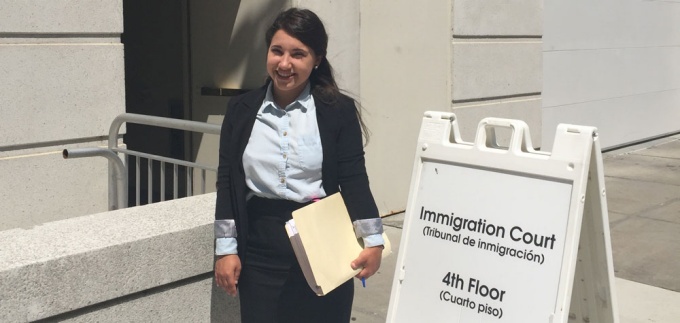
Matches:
[238,196,354,323]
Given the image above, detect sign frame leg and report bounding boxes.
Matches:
[567,134,620,323]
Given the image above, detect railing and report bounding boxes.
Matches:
[63,113,221,210]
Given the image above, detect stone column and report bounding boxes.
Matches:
[0,0,125,230]
[450,0,543,147]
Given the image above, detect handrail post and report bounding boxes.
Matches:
[63,148,128,210]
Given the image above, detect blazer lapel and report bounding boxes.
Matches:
[315,97,333,153]
[234,85,267,159]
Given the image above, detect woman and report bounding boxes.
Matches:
[214,8,384,323]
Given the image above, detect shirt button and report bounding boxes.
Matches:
[283,131,288,136]
[283,154,287,159]
[280,178,285,183]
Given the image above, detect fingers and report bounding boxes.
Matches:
[215,269,232,293]
[215,255,241,297]
[216,273,237,296]
[225,267,240,296]
[352,247,383,279]
[357,266,376,279]
[216,273,236,296]
[354,264,377,280]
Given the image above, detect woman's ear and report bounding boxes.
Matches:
[315,55,324,67]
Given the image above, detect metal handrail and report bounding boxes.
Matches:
[108,113,221,148]
[64,113,222,210]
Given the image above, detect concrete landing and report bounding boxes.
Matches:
[604,134,680,293]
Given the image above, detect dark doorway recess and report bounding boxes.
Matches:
[122,0,191,205]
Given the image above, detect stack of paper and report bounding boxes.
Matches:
[285,193,391,296]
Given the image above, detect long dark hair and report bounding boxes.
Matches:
[265,8,370,141]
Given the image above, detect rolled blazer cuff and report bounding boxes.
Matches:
[353,218,384,238]
[214,219,237,239]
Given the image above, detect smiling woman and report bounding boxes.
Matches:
[266,30,321,107]
[213,7,385,323]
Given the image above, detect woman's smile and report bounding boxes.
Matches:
[275,68,295,81]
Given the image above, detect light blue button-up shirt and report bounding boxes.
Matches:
[243,83,326,203]
[215,84,383,255]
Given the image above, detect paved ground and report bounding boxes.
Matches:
[604,134,680,292]
[351,134,680,322]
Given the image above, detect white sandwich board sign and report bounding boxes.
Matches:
[386,112,619,323]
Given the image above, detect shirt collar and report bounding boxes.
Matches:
[261,83,313,114]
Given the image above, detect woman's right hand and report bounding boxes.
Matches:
[215,254,242,296]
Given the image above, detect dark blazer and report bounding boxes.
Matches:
[215,83,380,257]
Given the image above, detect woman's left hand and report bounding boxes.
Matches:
[351,246,383,279]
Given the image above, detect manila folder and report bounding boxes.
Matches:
[287,193,391,296]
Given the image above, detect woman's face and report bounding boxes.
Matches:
[267,29,321,103]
